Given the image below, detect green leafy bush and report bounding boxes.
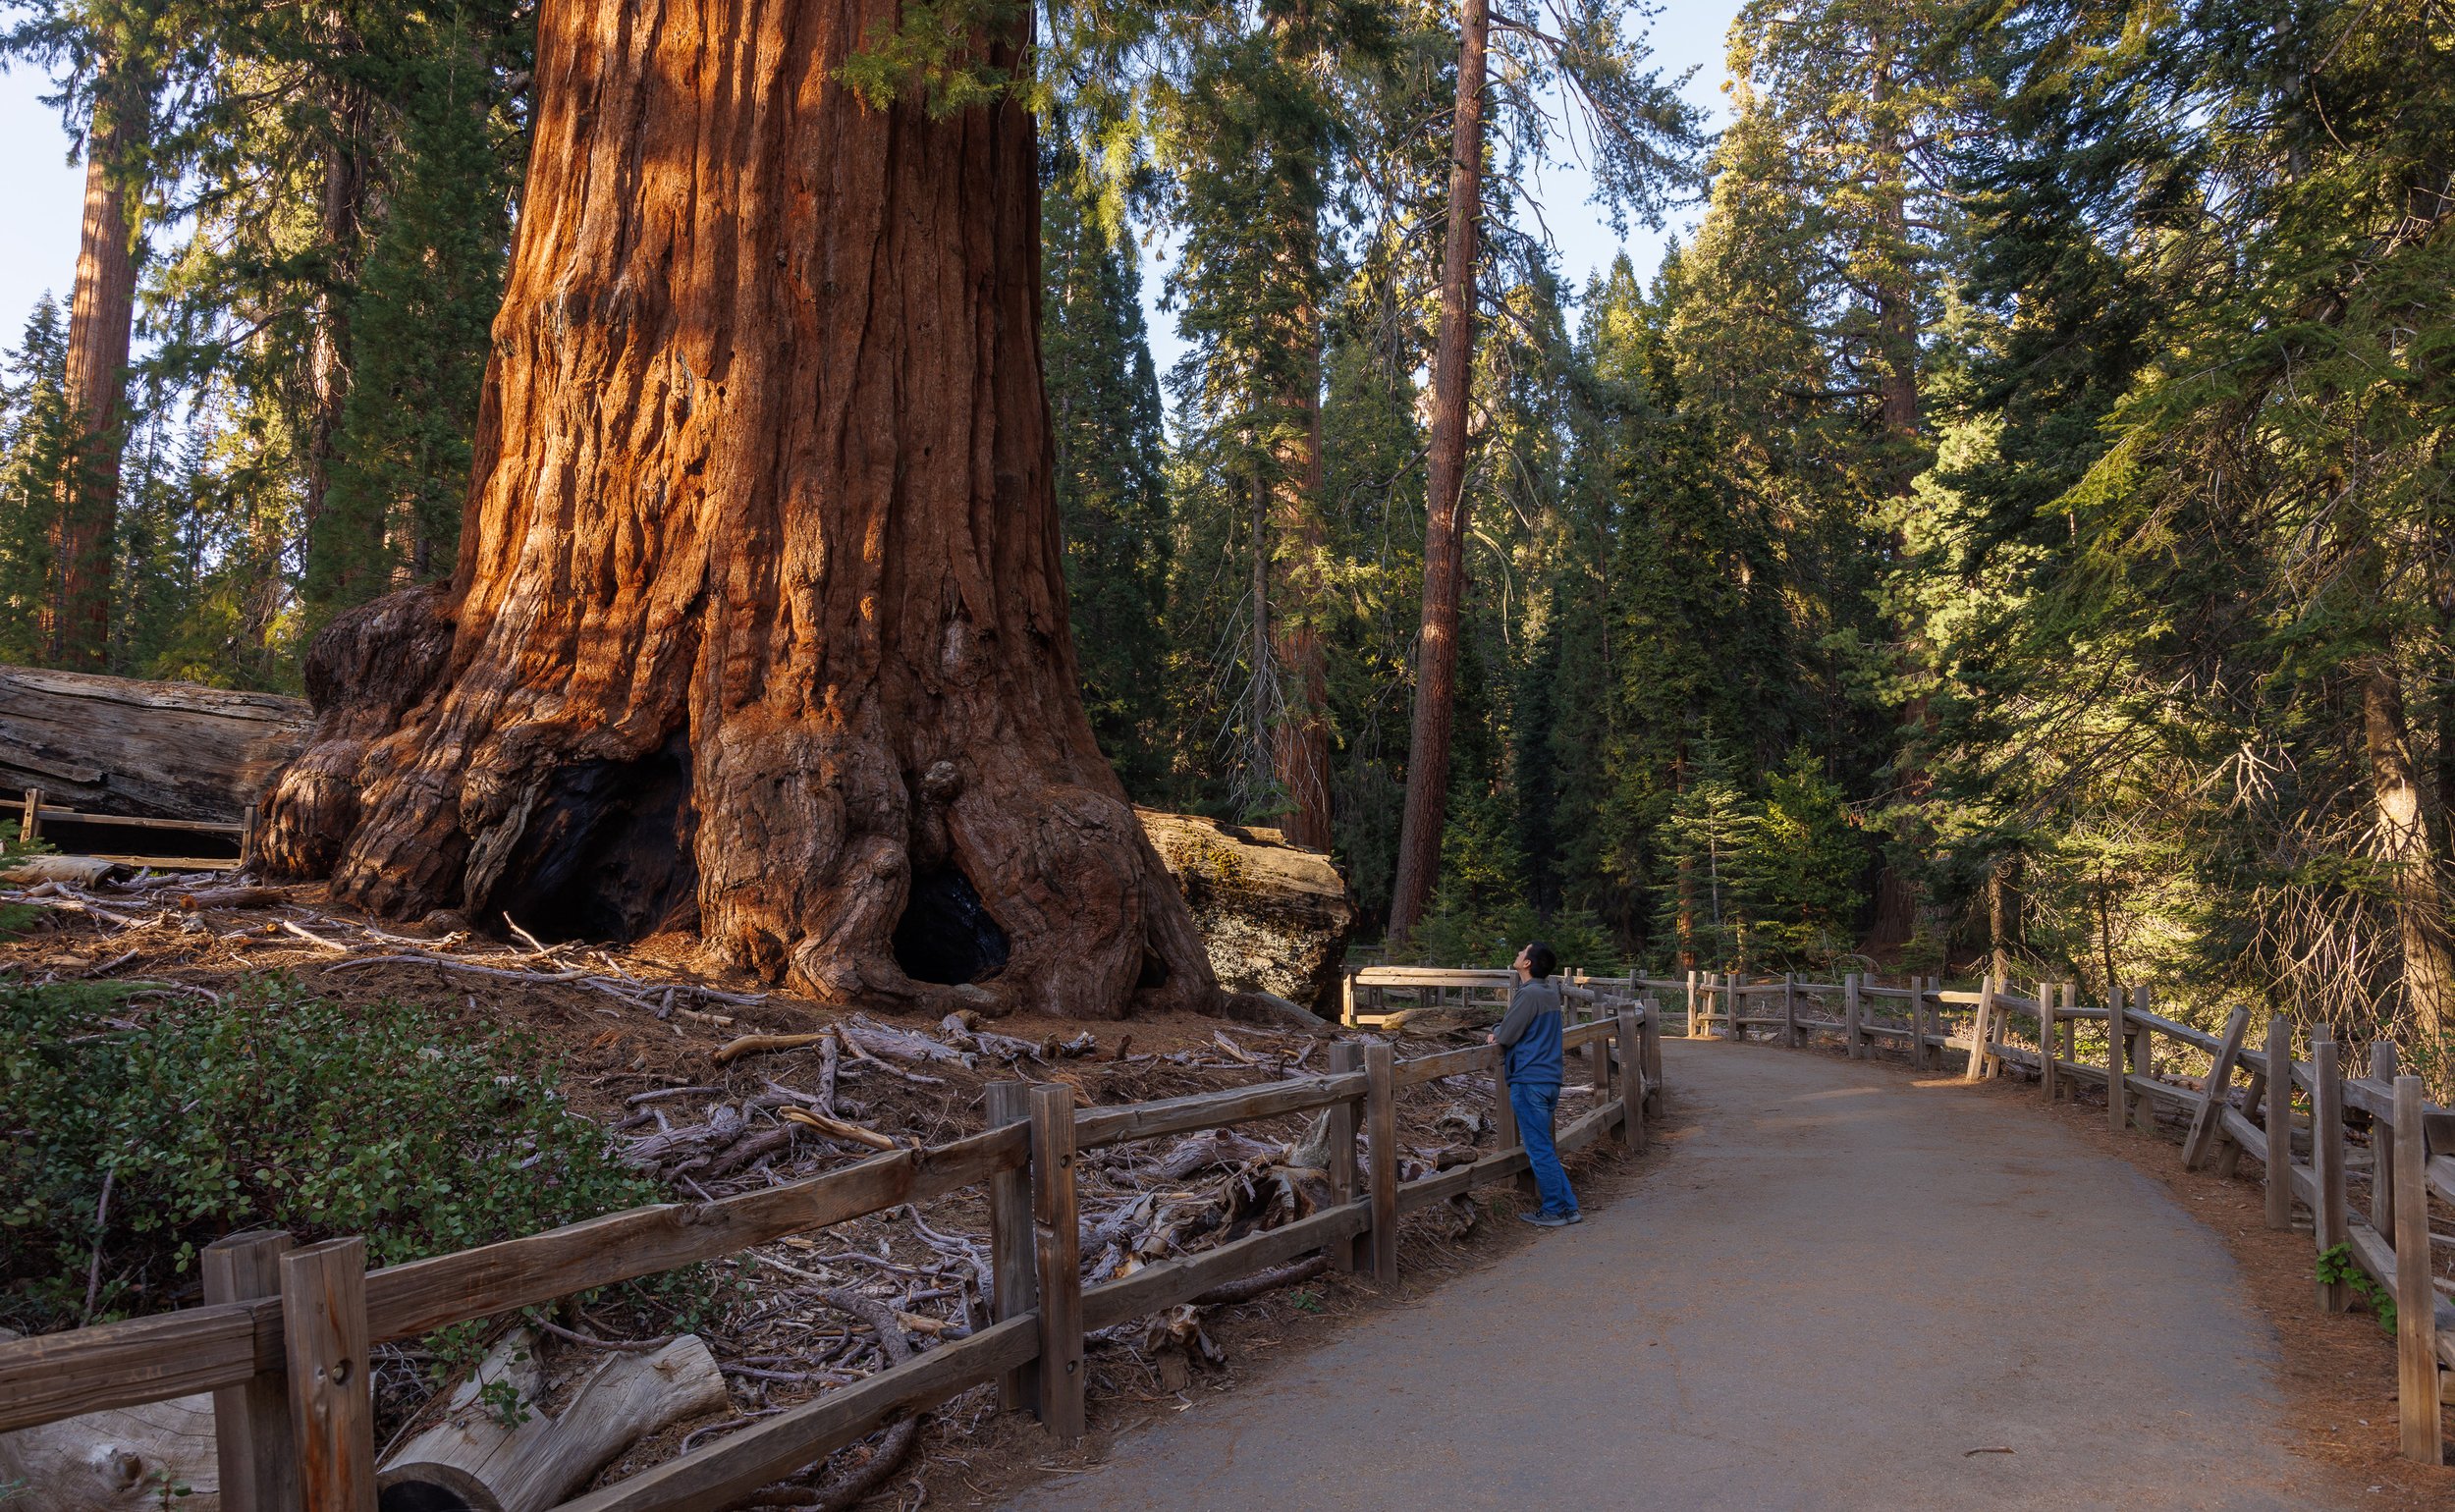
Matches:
[0,976,666,1330]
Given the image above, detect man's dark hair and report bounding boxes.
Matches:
[1525,942,1557,980]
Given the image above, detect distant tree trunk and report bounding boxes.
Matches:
[1867,55,1928,952]
[1987,852,2022,984]
[54,65,145,671]
[1271,323,1331,852]
[303,38,370,569]
[2364,662,2455,1084]
[1387,0,1490,945]
[256,0,1218,1020]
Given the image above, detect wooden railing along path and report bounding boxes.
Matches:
[0,990,1664,1509]
[1682,966,2455,1465]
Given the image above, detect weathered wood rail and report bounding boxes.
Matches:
[1699,967,2455,1464]
[0,989,1665,1508]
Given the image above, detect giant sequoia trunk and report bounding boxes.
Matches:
[53,65,145,670]
[255,0,1217,1020]
[1387,0,1490,944]
[1270,301,1332,853]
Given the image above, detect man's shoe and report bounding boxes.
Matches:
[1520,1211,1571,1228]
[1563,1211,1584,1224]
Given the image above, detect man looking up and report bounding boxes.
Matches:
[1489,941,1578,1226]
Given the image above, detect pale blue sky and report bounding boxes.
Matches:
[0,0,1738,371]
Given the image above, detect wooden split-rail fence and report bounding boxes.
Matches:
[0,988,1664,1509]
[1664,965,2455,1466]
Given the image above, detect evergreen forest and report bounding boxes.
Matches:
[3,0,2450,1076]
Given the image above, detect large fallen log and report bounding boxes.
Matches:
[1137,808,1354,1015]
[379,1328,729,1512]
[0,1389,219,1511]
[0,667,309,822]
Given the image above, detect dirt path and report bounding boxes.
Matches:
[1006,1038,2353,1510]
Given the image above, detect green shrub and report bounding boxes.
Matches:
[0,976,667,1331]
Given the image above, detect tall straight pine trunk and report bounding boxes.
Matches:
[1388,0,1490,944]
[53,65,144,669]
[257,0,1217,1020]
[1270,295,1332,852]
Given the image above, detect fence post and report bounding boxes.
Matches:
[1340,967,1357,1027]
[2060,983,2077,1069]
[2037,984,2057,1102]
[2183,1004,2250,1171]
[1327,1041,1364,1272]
[2129,985,2156,1133]
[2106,985,2129,1134]
[1364,1040,1399,1281]
[2264,1016,2293,1230]
[1843,973,1863,1059]
[2368,1042,2398,1236]
[985,1082,1037,1411]
[1782,974,1799,1048]
[17,786,39,845]
[1617,1007,1647,1154]
[1027,1081,1084,1442]
[205,1229,299,1512]
[1685,969,1700,1038]
[279,1236,375,1512]
[1965,975,1995,1082]
[2390,1073,2440,1464]
[2312,1030,2349,1313]
[1640,999,1664,1116]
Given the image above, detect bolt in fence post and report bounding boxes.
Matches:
[204,1229,298,1512]
[985,1082,1037,1412]
[2264,1017,2293,1230]
[1617,1007,1647,1154]
[1364,1040,1399,1281]
[1328,1041,1364,1271]
[2368,1042,2398,1237]
[280,1236,375,1512]
[2391,1073,2439,1464]
[1027,1081,1084,1441]
[2312,1030,2349,1313]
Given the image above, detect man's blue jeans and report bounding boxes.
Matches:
[1508,1078,1578,1216]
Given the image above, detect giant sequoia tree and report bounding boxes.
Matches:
[256,0,1218,1019]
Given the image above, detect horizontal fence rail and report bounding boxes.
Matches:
[0,987,1665,1509]
[1701,966,2454,1464]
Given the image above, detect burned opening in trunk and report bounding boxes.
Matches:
[485,733,698,945]
[894,865,1010,984]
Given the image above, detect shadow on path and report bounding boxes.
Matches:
[1007,1039,2344,1510]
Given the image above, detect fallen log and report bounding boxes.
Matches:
[0,667,309,823]
[379,1328,728,1512]
[0,1389,218,1511]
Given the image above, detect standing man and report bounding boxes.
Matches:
[1489,941,1578,1226]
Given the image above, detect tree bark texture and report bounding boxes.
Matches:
[255,0,1217,1020]
[303,16,370,555]
[1387,0,1490,945]
[2364,662,2455,1085]
[1270,324,1331,852]
[54,66,145,671]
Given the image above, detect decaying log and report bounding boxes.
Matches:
[0,666,309,822]
[379,1328,728,1512]
[0,1389,218,1511]
[1138,809,1354,1015]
